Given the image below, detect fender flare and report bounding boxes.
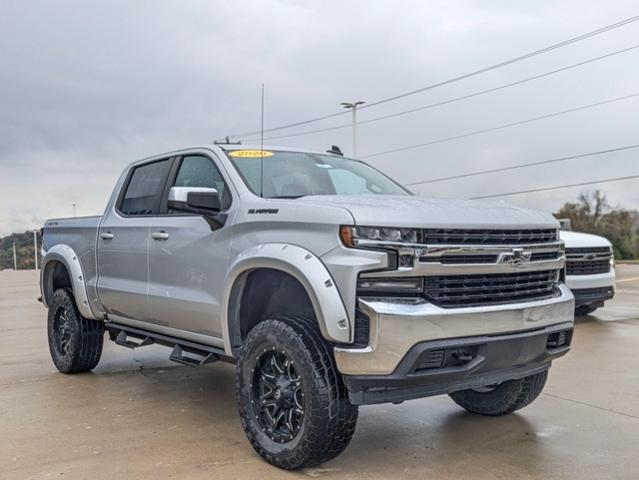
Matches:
[40,244,97,320]
[222,243,351,355]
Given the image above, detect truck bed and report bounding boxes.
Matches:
[42,215,102,313]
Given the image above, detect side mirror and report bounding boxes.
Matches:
[168,186,226,230]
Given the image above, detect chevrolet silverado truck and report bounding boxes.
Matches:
[560,230,615,315]
[39,145,574,469]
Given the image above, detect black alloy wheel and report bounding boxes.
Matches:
[252,348,305,443]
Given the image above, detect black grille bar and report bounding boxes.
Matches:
[565,247,613,275]
[422,228,558,245]
[566,260,611,275]
[421,254,498,264]
[565,246,612,254]
[424,270,559,308]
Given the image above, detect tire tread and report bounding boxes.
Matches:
[48,288,104,373]
[235,315,358,469]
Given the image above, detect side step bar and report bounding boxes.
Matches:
[115,330,153,349]
[106,322,229,367]
[169,345,216,367]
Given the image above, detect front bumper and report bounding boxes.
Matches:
[572,286,615,308]
[565,270,616,308]
[334,283,574,376]
[343,322,573,405]
[565,269,615,290]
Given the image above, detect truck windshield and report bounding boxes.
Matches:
[226,150,410,198]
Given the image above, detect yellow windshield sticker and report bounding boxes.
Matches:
[228,150,274,158]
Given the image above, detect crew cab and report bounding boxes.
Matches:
[39,145,574,469]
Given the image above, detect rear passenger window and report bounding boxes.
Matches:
[120,159,171,215]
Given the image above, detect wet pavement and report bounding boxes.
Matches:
[1,267,638,479]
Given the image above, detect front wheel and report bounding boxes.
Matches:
[235,316,358,470]
[449,370,548,416]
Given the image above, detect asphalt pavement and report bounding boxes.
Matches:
[1,266,638,479]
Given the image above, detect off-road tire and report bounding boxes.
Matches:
[235,315,358,470]
[575,305,597,316]
[47,288,104,373]
[449,370,548,416]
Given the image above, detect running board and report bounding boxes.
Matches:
[115,330,153,349]
[106,322,227,367]
[169,345,215,367]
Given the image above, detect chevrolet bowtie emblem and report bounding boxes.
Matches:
[498,248,532,268]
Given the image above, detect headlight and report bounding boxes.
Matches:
[340,225,421,247]
[357,277,424,295]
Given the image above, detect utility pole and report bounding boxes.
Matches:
[340,101,365,158]
[72,203,76,217]
[13,241,17,270]
[33,230,39,270]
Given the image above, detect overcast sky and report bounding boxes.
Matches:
[1,1,638,236]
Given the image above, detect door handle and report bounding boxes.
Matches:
[151,231,170,240]
[100,232,114,240]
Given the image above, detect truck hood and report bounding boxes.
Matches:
[298,195,559,229]
[560,230,612,248]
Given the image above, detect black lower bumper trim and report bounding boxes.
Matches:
[343,322,573,405]
[572,287,614,308]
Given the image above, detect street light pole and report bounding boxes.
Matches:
[340,101,365,158]
[13,241,17,270]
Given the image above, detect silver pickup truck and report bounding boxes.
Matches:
[40,145,574,469]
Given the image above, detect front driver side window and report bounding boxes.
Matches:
[120,159,172,216]
[171,155,230,210]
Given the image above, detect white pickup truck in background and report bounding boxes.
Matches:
[559,230,616,316]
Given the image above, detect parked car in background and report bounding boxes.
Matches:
[559,230,615,316]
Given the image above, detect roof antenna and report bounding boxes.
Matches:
[260,83,265,198]
[327,145,344,156]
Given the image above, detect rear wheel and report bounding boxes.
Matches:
[575,305,598,316]
[449,371,548,416]
[235,315,358,469]
[47,289,104,373]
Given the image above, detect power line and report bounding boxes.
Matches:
[224,14,639,139]
[405,144,639,186]
[226,109,350,141]
[470,174,639,199]
[243,44,639,142]
[244,120,351,142]
[361,14,639,110]
[361,92,639,159]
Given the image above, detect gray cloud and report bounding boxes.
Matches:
[1,0,638,235]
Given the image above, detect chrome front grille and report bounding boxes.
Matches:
[357,228,565,307]
[422,228,558,245]
[565,247,612,275]
[420,250,562,265]
[423,270,560,308]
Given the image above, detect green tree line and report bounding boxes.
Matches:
[555,190,639,259]
[0,231,42,270]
